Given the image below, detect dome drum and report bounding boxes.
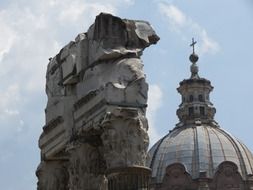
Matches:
[149,161,251,190]
[148,125,253,190]
[177,104,216,125]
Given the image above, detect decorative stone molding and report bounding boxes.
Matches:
[211,161,245,190]
[42,116,63,134]
[74,90,98,111]
[160,163,194,190]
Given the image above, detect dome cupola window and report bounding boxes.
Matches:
[189,107,194,116]
[189,95,194,102]
[200,106,205,116]
[198,94,204,102]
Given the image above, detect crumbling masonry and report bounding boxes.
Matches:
[36,13,159,190]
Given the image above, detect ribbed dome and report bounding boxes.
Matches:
[147,125,253,183]
[147,40,253,189]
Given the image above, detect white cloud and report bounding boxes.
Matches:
[159,4,186,29]
[57,2,116,23]
[44,0,135,26]
[0,83,25,139]
[122,0,135,6]
[0,84,20,115]
[200,30,220,54]
[58,3,87,22]
[159,2,220,55]
[4,109,19,116]
[147,84,163,145]
[0,13,17,62]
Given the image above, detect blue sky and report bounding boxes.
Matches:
[0,0,252,189]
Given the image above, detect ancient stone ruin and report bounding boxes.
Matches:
[36,13,159,190]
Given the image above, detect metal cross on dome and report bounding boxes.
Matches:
[190,38,197,54]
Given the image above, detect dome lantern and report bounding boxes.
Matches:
[176,38,217,127]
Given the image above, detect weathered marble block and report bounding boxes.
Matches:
[37,12,159,190]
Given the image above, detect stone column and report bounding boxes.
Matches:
[107,166,151,190]
[67,143,107,190]
[100,108,150,190]
[36,160,68,190]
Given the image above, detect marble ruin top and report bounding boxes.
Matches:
[36,13,159,190]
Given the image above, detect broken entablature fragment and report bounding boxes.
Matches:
[37,12,159,190]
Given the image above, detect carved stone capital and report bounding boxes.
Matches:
[211,161,244,190]
[100,108,149,169]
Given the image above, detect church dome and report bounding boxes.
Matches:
[147,39,253,189]
[147,124,253,183]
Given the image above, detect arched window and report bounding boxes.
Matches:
[198,94,204,102]
[189,95,194,102]
[189,107,194,116]
[200,106,205,116]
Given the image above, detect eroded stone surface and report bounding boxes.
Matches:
[36,161,69,190]
[100,108,149,168]
[37,12,159,190]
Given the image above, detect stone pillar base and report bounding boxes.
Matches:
[106,166,151,190]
